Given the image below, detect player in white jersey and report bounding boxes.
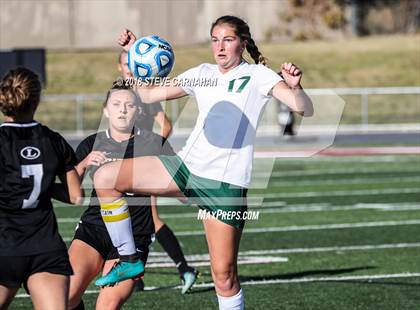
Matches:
[93,15,313,310]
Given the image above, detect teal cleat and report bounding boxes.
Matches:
[181,269,200,294]
[95,260,144,287]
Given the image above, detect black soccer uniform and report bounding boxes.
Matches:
[73,127,174,263]
[0,122,75,288]
[135,102,163,132]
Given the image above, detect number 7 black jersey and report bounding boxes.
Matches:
[0,122,77,256]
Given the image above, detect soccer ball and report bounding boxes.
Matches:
[128,35,175,80]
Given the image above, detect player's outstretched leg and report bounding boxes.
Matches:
[94,198,144,287]
[93,156,183,287]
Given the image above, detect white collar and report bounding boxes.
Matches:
[105,127,141,139]
[0,121,39,128]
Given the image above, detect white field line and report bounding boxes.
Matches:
[56,176,420,207]
[62,219,420,241]
[57,203,420,224]
[153,187,420,206]
[147,242,420,262]
[171,219,420,236]
[251,176,420,188]
[191,273,420,288]
[14,273,420,298]
[258,202,420,212]
[253,167,420,178]
[251,188,420,199]
[143,241,420,268]
[239,242,420,255]
[146,255,288,268]
[69,167,420,190]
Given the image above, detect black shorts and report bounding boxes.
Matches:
[73,221,151,264]
[0,249,73,289]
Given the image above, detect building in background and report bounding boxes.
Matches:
[1,0,419,50]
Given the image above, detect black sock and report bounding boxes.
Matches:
[120,253,140,263]
[155,224,192,275]
[71,300,85,310]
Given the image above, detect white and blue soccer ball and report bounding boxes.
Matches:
[128,35,175,80]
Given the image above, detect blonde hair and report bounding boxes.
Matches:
[0,67,41,117]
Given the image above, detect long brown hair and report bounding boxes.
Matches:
[211,15,267,66]
[0,67,41,117]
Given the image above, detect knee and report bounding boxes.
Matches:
[212,267,238,293]
[93,165,114,191]
[96,295,124,310]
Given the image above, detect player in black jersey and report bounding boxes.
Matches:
[118,53,199,294]
[0,68,82,310]
[68,83,193,309]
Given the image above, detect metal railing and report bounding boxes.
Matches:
[32,86,420,135]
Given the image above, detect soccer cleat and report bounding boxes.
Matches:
[180,269,200,294]
[95,260,144,287]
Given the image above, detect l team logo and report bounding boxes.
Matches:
[20,146,41,160]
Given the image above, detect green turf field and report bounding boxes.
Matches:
[10,154,420,309]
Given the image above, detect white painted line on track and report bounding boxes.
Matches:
[15,273,420,298]
[147,242,420,261]
[146,255,288,268]
[253,167,420,178]
[57,202,420,224]
[192,273,420,288]
[171,219,420,236]
[61,219,420,240]
[252,176,420,188]
[254,188,420,199]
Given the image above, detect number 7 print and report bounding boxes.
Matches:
[228,76,251,93]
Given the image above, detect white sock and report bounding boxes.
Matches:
[100,198,136,256]
[217,288,244,310]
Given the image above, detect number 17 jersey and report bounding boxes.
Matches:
[0,122,77,256]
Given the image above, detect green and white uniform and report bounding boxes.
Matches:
[160,61,282,228]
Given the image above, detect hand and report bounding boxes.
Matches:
[83,151,108,167]
[280,62,302,89]
[117,28,137,52]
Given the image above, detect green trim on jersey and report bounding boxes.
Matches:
[158,155,248,229]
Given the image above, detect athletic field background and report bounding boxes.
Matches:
[11,154,420,309]
[7,33,420,309]
[35,34,420,133]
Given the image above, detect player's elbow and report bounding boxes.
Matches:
[301,107,314,117]
[162,122,172,138]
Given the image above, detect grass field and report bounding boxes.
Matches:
[10,154,420,309]
[45,34,420,94]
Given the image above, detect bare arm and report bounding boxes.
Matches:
[75,151,108,180]
[271,63,314,117]
[50,169,83,205]
[65,169,84,204]
[154,111,172,138]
